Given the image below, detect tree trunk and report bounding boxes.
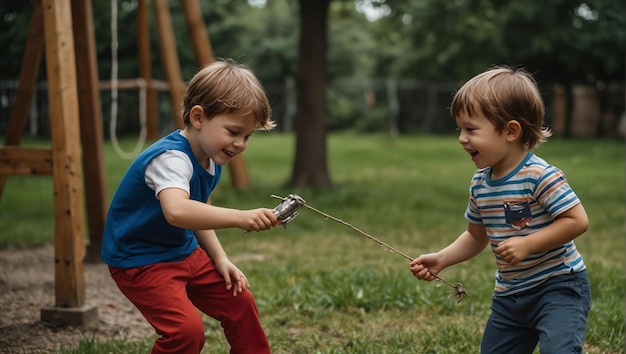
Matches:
[287,0,332,188]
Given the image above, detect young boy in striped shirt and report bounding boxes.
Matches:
[410,66,591,354]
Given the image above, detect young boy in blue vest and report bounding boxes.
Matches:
[410,66,591,353]
[101,59,279,354]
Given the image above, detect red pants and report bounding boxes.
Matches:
[109,248,271,354]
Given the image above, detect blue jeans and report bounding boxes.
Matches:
[480,270,591,354]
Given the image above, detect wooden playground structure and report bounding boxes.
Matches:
[0,0,250,326]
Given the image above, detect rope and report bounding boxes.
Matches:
[109,0,147,159]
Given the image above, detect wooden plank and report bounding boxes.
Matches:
[180,0,250,189]
[99,78,169,90]
[153,0,184,129]
[0,147,53,175]
[180,0,213,66]
[71,0,108,263]
[138,0,158,140]
[4,2,44,146]
[0,1,45,196]
[42,0,87,308]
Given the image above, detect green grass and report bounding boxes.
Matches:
[1,134,624,353]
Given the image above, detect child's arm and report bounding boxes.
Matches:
[157,188,279,232]
[495,203,588,265]
[410,222,489,281]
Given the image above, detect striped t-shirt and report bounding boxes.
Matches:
[465,152,586,296]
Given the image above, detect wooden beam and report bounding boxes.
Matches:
[180,0,213,66]
[99,78,169,90]
[41,0,88,311]
[0,1,44,196]
[71,0,108,263]
[180,0,250,189]
[153,0,184,129]
[138,0,158,140]
[3,2,44,147]
[0,147,52,175]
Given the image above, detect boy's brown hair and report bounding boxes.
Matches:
[182,59,276,130]
[450,66,551,149]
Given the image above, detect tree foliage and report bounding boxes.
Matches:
[1,0,623,188]
[370,0,625,84]
[2,0,623,84]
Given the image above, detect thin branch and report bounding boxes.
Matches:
[271,194,469,302]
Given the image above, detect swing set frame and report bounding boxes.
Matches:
[0,0,250,326]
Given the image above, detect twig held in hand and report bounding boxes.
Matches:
[270,194,469,303]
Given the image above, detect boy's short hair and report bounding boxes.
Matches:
[182,59,276,130]
[450,66,551,149]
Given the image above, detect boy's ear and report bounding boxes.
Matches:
[506,120,522,142]
[189,105,204,128]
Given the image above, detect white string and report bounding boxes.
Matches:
[110,0,147,159]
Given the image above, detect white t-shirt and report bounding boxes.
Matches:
[144,150,215,198]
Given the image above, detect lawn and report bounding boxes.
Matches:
[0,133,623,353]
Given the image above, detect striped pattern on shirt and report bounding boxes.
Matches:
[465,152,586,296]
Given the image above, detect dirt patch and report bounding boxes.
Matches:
[0,245,153,353]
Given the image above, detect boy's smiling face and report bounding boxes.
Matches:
[197,112,257,166]
[456,109,509,172]
[185,105,258,167]
[455,108,526,180]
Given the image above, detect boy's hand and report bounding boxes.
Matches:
[239,208,280,232]
[214,258,249,296]
[409,253,442,281]
[494,236,531,265]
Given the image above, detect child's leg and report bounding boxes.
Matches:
[109,258,207,354]
[481,270,591,354]
[480,295,539,354]
[185,249,271,354]
[534,270,591,354]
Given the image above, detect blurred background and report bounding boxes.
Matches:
[1,0,624,140]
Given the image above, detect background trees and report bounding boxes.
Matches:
[2,0,623,87]
[1,0,624,188]
[289,0,332,187]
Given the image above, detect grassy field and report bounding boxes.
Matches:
[1,133,624,353]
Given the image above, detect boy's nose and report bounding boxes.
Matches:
[233,138,247,149]
[458,131,468,144]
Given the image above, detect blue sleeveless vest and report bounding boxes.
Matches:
[101,131,222,268]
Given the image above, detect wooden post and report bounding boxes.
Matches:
[39,0,97,326]
[138,0,158,140]
[179,0,214,64]
[180,0,250,188]
[0,2,44,198]
[71,0,108,263]
[153,0,184,129]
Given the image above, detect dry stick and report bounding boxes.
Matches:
[271,195,469,302]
